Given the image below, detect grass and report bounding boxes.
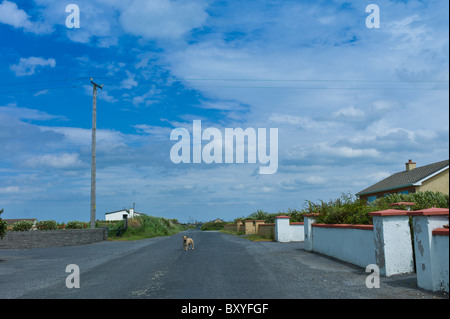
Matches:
[105,215,185,241]
[219,229,274,242]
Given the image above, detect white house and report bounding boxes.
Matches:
[105,208,142,221]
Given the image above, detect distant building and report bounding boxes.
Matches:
[105,208,143,221]
[356,159,449,202]
[3,218,37,227]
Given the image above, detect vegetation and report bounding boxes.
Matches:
[243,208,305,224]
[107,215,185,240]
[35,220,58,230]
[240,191,449,226]
[12,220,34,231]
[200,221,226,231]
[65,221,88,229]
[0,209,7,239]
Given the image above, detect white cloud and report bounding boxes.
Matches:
[0,0,50,34]
[0,104,64,121]
[119,0,208,40]
[120,70,138,89]
[24,153,84,169]
[10,57,56,76]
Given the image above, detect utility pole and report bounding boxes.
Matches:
[90,78,103,229]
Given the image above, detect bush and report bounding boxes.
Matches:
[35,220,57,230]
[374,191,449,210]
[0,209,7,239]
[12,220,34,231]
[236,191,449,227]
[201,221,226,231]
[112,215,185,240]
[66,221,88,229]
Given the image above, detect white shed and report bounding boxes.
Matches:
[105,208,142,221]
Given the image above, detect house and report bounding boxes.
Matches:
[105,208,143,221]
[3,218,37,230]
[356,159,449,202]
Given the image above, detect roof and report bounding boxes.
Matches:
[105,209,143,215]
[3,218,37,226]
[356,159,449,196]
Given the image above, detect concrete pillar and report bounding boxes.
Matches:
[275,216,290,242]
[303,214,319,251]
[236,220,243,233]
[407,208,449,291]
[370,209,414,277]
[244,220,256,235]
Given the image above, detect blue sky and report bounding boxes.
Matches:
[0,0,448,223]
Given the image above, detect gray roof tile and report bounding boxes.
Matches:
[356,159,449,196]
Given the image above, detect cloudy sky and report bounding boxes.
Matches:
[0,0,448,223]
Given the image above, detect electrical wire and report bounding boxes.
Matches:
[0,76,447,94]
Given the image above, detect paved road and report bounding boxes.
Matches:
[0,230,447,299]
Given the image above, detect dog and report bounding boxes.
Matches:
[182,235,194,251]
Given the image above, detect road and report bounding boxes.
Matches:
[0,229,447,299]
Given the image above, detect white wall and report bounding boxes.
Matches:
[312,226,376,268]
[432,232,449,292]
[290,224,304,242]
[274,217,304,242]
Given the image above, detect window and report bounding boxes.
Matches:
[367,195,377,203]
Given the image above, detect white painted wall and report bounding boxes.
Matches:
[412,215,448,291]
[274,217,304,242]
[432,233,449,292]
[312,226,376,268]
[274,217,290,242]
[105,208,139,221]
[290,224,304,242]
[372,215,414,277]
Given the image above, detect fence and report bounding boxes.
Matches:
[273,207,449,293]
[0,228,108,249]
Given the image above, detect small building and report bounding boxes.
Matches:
[105,208,142,221]
[3,219,37,230]
[356,159,449,202]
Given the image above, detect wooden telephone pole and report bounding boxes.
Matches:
[90,78,103,229]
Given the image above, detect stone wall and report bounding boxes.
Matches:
[0,228,108,249]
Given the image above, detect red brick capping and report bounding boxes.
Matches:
[390,202,415,207]
[407,208,449,216]
[275,216,291,219]
[432,228,449,236]
[369,209,409,217]
[290,222,304,225]
[312,223,373,230]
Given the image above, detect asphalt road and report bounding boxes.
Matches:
[0,229,447,299]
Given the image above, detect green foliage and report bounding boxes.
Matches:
[244,208,306,224]
[374,191,449,210]
[243,191,448,226]
[112,215,185,240]
[35,220,57,230]
[201,221,226,231]
[12,220,34,231]
[65,221,88,229]
[0,209,8,239]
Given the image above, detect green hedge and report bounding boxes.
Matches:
[243,191,449,226]
[12,220,34,231]
[35,220,57,230]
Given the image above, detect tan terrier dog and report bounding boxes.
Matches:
[182,235,194,251]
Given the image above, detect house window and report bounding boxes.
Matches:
[399,190,409,195]
[367,195,377,203]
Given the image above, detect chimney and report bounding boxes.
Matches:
[405,159,416,171]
